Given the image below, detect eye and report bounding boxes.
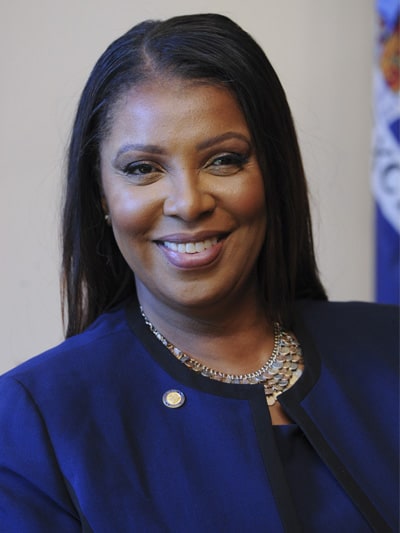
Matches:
[207,153,249,175]
[120,160,163,185]
[123,162,158,176]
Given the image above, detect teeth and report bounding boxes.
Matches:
[163,237,218,254]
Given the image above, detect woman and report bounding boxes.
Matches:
[0,14,397,532]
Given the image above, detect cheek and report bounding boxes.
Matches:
[109,195,159,246]
[229,176,266,223]
[242,190,266,219]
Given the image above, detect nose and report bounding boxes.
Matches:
[163,171,216,221]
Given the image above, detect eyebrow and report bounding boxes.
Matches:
[113,132,251,161]
[196,131,251,150]
[114,144,166,160]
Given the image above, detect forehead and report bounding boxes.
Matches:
[104,78,250,143]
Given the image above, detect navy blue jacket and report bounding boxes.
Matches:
[0,300,398,532]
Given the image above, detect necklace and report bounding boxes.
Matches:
[140,307,303,406]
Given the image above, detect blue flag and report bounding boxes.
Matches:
[373,0,400,304]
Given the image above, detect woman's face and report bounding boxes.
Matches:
[100,78,267,312]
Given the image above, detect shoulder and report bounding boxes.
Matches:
[296,299,398,346]
[0,302,156,444]
[294,300,398,390]
[296,298,398,322]
[0,303,139,393]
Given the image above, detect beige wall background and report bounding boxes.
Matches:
[0,0,375,373]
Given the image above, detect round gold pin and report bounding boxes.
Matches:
[162,389,186,409]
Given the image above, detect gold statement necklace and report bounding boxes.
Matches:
[140,307,303,406]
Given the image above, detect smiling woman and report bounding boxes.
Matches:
[0,13,398,533]
[100,81,267,316]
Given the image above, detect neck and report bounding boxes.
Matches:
[137,286,275,375]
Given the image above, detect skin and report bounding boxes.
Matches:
[100,78,291,424]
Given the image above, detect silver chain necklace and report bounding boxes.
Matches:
[140,307,303,406]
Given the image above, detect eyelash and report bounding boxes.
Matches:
[122,162,158,176]
[209,153,248,168]
[121,152,249,180]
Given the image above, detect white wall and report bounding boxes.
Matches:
[0,0,375,373]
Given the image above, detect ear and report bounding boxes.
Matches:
[100,195,108,215]
[100,194,112,226]
[97,160,107,213]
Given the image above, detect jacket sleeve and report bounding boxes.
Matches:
[0,376,81,533]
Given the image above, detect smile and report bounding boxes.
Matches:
[162,237,218,254]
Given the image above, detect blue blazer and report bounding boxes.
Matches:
[0,300,398,532]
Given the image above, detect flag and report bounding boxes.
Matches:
[372,0,400,304]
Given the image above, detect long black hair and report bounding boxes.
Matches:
[62,13,326,337]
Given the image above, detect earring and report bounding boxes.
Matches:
[104,213,111,225]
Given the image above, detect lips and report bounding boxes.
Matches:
[163,237,218,254]
[155,232,228,268]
